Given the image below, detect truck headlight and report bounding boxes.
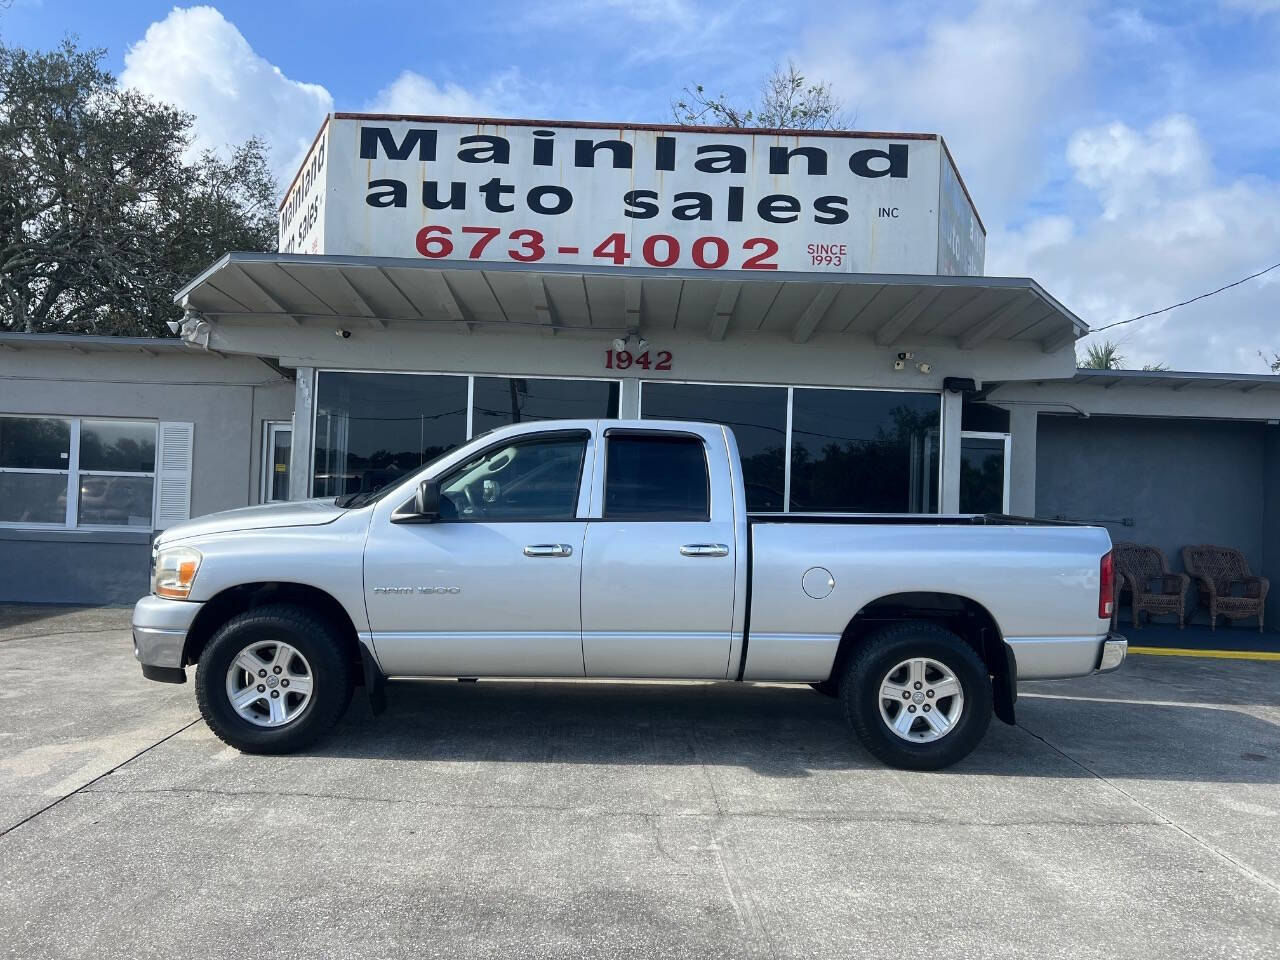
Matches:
[153,546,202,599]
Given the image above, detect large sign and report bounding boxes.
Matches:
[279,115,985,276]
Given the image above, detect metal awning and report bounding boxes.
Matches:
[175,252,1087,352]
[1072,368,1280,393]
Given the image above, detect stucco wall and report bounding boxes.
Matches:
[0,345,294,605]
[1037,414,1269,621]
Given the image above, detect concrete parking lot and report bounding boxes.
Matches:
[1,605,1278,959]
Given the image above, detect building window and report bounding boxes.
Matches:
[789,389,940,513]
[314,371,469,498]
[959,432,1010,514]
[312,371,621,498]
[0,415,158,528]
[261,422,292,503]
[472,377,619,435]
[639,382,787,511]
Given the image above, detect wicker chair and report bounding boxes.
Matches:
[1181,544,1269,632]
[1112,542,1188,629]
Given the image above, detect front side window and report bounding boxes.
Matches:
[438,434,587,521]
[605,434,709,520]
[0,416,157,528]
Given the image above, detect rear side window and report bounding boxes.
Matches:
[605,434,709,520]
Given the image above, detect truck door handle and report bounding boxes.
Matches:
[680,543,729,557]
[523,543,573,558]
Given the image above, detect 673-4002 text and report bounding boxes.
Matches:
[414,226,781,270]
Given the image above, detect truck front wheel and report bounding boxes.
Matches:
[840,621,992,770]
[195,604,354,754]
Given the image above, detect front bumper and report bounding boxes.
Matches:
[1096,633,1127,674]
[132,594,204,683]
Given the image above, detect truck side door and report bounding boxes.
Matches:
[363,429,592,677]
[579,427,738,678]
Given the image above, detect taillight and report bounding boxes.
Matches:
[1099,550,1115,619]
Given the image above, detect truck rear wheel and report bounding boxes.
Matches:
[195,603,354,754]
[840,621,992,770]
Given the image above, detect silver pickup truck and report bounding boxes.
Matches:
[133,419,1125,770]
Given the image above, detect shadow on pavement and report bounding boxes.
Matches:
[298,678,1280,784]
[0,603,95,632]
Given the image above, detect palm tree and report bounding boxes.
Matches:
[1079,340,1126,370]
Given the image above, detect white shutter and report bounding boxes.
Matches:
[154,421,194,529]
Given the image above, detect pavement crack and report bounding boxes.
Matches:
[0,717,201,840]
[80,783,1168,828]
[1017,720,1280,898]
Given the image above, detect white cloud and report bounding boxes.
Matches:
[120,6,332,181]
[1066,114,1210,220]
[990,115,1280,372]
[365,69,525,118]
[801,0,1089,224]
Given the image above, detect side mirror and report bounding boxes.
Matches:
[414,479,441,521]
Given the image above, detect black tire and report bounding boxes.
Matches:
[195,603,354,754]
[840,621,992,771]
[809,677,840,697]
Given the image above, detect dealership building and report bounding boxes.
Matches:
[3,114,1280,627]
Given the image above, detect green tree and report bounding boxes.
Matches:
[1078,340,1126,369]
[0,39,276,336]
[672,60,849,129]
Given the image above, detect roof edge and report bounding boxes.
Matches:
[0,332,196,352]
[329,112,942,142]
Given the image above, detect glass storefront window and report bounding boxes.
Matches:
[640,382,787,511]
[313,372,469,498]
[472,377,619,435]
[790,389,940,513]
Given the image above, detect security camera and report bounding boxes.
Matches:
[897,351,914,361]
[611,337,627,352]
[636,337,649,351]
[917,362,932,374]
[893,359,906,371]
[335,329,352,340]
[165,320,181,335]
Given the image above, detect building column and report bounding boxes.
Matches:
[940,389,962,513]
[1007,404,1039,517]
[288,366,315,501]
[618,377,641,418]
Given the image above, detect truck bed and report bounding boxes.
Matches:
[748,513,1080,526]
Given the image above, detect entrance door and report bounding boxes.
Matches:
[959,431,1011,514]
[580,429,738,678]
[260,422,291,503]
[363,431,592,677]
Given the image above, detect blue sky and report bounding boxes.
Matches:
[4,0,1279,371]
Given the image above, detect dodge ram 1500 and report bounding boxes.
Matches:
[134,419,1125,769]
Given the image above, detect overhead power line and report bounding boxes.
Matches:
[1089,259,1280,334]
